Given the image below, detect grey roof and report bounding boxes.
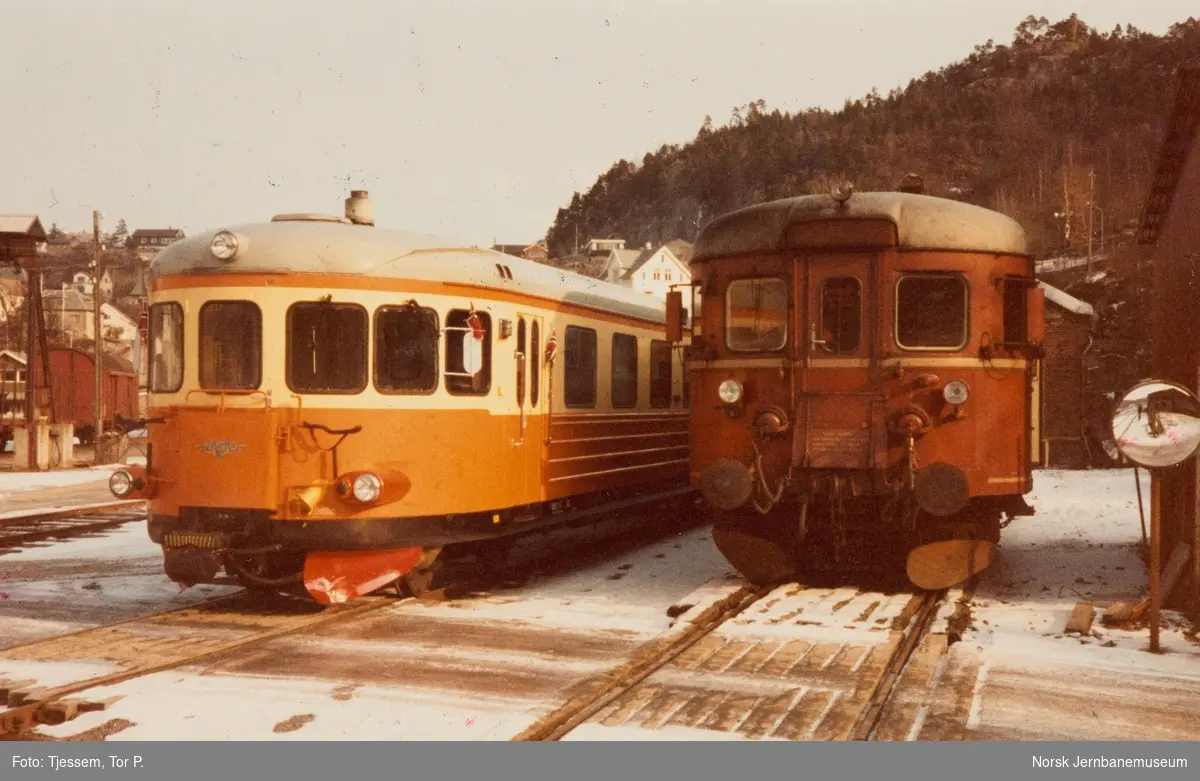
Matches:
[0,215,47,239]
[150,218,669,325]
[622,239,694,279]
[692,192,1029,263]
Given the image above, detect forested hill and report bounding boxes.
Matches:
[543,15,1200,261]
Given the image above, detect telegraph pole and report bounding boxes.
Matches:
[92,211,103,446]
[1087,169,1095,275]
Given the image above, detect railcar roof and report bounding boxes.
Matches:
[691,191,1028,262]
[149,219,668,324]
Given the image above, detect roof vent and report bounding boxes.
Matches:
[271,213,349,223]
[345,190,374,226]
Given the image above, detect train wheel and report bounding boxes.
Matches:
[710,507,799,587]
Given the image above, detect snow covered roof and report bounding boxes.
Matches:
[1039,281,1095,318]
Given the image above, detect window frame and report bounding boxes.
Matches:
[893,272,970,352]
[197,300,263,391]
[724,276,789,353]
[563,325,598,409]
[284,301,370,395]
[817,276,863,355]
[611,332,638,409]
[373,303,440,396]
[444,308,493,397]
[148,301,184,394]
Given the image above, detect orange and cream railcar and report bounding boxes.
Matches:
[664,188,1044,590]
[110,191,693,604]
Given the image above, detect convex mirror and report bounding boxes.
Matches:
[1111,379,1200,469]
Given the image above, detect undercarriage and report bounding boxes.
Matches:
[710,491,1026,591]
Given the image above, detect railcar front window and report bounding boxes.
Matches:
[375,305,438,394]
[199,301,261,390]
[149,302,184,393]
[896,275,968,350]
[286,303,368,393]
[726,278,788,352]
[819,277,862,353]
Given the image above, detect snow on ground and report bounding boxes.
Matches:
[967,467,1196,662]
[0,463,120,499]
[0,519,239,649]
[937,468,1200,740]
[24,527,745,741]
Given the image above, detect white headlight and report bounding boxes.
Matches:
[718,379,743,404]
[109,469,134,497]
[210,231,239,261]
[943,380,969,406]
[352,473,382,503]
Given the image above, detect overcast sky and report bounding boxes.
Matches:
[1,0,1193,247]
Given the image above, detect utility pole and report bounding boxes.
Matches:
[1087,169,1095,275]
[92,211,103,447]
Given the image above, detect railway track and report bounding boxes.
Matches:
[515,584,949,742]
[0,495,958,742]
[0,501,148,550]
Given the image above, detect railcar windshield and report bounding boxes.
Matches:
[199,301,261,390]
[895,274,968,350]
[726,277,788,352]
[444,309,492,396]
[375,304,439,394]
[286,302,368,393]
[148,301,184,393]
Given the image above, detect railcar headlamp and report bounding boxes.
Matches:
[109,469,135,498]
[718,379,743,404]
[943,380,969,406]
[210,231,240,261]
[351,473,383,503]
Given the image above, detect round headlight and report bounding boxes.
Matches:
[210,231,239,261]
[109,469,134,497]
[718,379,743,404]
[352,473,383,503]
[943,380,969,406]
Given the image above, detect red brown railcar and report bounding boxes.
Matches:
[666,188,1044,590]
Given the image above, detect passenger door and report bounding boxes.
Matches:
[794,253,884,470]
[513,314,546,506]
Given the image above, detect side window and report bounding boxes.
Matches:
[819,277,862,353]
[530,321,540,407]
[199,301,261,390]
[1003,279,1029,344]
[726,277,788,352]
[564,325,597,408]
[149,301,184,393]
[375,304,439,394]
[650,340,672,408]
[286,302,368,393]
[445,309,492,396]
[895,274,969,350]
[611,333,637,408]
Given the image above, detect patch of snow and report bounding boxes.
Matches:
[0,464,119,498]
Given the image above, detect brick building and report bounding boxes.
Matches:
[1136,61,1200,607]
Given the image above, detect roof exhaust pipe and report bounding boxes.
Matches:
[345,190,374,226]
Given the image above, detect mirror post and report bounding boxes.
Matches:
[1150,476,1161,653]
